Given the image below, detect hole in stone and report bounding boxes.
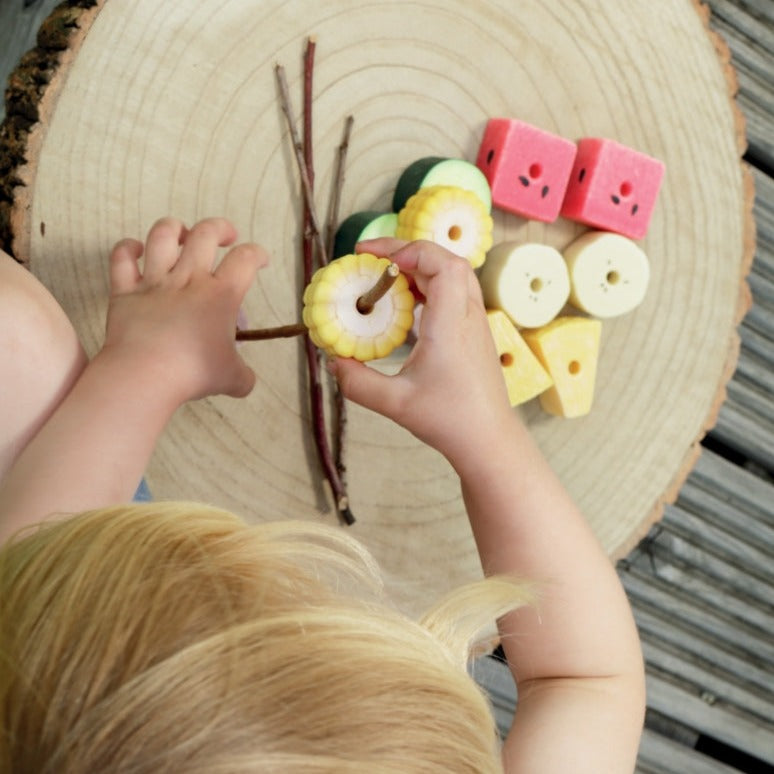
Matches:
[448,225,462,241]
[568,360,581,375]
[529,162,542,179]
[500,352,514,367]
[530,277,543,292]
[606,270,620,285]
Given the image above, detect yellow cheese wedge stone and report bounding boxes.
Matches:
[522,317,602,418]
[486,310,553,407]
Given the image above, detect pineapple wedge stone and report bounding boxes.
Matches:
[486,310,553,407]
[522,317,602,418]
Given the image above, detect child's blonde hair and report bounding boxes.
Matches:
[0,503,530,772]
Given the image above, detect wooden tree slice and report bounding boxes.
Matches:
[0,0,754,616]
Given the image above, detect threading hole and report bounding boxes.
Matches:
[528,162,542,179]
[500,353,514,367]
[606,270,620,285]
[530,277,543,293]
[448,225,462,241]
[568,360,582,375]
[620,181,633,197]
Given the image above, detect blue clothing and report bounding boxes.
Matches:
[132,478,152,502]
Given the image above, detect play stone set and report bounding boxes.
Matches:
[305,117,665,418]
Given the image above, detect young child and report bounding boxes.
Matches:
[0,217,645,772]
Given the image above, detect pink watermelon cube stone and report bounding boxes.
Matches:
[476,118,577,222]
[560,138,665,239]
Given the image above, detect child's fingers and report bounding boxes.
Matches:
[214,242,269,297]
[142,217,188,282]
[109,238,144,294]
[175,217,238,277]
[390,241,474,333]
[355,237,408,257]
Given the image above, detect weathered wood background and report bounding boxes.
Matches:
[1,1,772,771]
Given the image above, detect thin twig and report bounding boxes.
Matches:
[356,262,400,314]
[325,114,355,488]
[236,323,306,341]
[332,377,349,488]
[274,61,328,266]
[302,36,317,277]
[292,38,353,525]
[324,114,355,263]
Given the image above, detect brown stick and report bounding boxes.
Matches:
[236,323,306,341]
[324,114,355,263]
[274,61,329,267]
[325,114,355,488]
[356,262,400,314]
[296,38,353,526]
[302,35,317,278]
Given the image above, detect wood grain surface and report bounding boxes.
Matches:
[3,0,753,615]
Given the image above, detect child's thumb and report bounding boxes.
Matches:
[225,358,256,398]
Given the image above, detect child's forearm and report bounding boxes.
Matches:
[454,414,645,770]
[451,412,643,684]
[0,349,178,543]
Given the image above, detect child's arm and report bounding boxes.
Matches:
[0,248,88,483]
[329,239,645,773]
[0,217,266,544]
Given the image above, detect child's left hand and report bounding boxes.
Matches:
[103,217,268,404]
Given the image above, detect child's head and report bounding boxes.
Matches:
[0,503,529,772]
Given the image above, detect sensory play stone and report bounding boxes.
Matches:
[333,211,398,258]
[302,253,415,361]
[478,241,571,329]
[396,185,493,268]
[560,138,665,239]
[564,231,651,318]
[522,317,602,418]
[392,157,492,213]
[475,118,577,222]
[487,310,553,407]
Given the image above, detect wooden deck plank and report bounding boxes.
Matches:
[690,449,774,518]
[637,728,745,773]
[640,637,773,727]
[645,672,774,763]
[470,656,517,739]
[661,502,774,590]
[732,0,774,26]
[704,0,774,160]
[709,0,774,57]
[740,328,774,373]
[622,569,774,678]
[713,398,774,469]
[678,477,774,563]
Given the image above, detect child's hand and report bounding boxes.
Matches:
[328,239,512,466]
[103,217,267,404]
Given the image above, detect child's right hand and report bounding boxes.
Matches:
[328,239,513,467]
